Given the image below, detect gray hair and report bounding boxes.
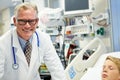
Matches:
[14,2,38,17]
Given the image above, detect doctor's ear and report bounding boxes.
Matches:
[13,17,17,26]
[35,18,39,25]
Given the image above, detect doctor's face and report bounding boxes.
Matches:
[102,59,120,80]
[13,8,39,40]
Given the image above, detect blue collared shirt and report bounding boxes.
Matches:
[18,36,33,52]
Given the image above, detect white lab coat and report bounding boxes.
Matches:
[0,28,66,80]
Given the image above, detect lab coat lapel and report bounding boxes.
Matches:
[12,30,28,66]
[30,34,38,67]
[27,33,41,79]
[29,32,44,68]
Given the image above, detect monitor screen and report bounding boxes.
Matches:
[63,0,93,17]
[65,0,89,11]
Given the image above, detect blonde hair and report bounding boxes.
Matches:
[106,56,120,72]
[14,2,38,17]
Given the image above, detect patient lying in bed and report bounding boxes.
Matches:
[102,56,120,80]
[80,52,120,80]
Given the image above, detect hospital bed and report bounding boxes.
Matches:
[80,52,120,80]
[65,37,107,80]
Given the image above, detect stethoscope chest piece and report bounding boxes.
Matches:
[12,63,19,70]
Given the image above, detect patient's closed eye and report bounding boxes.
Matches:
[103,65,114,70]
[108,66,114,70]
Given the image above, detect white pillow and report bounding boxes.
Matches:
[94,52,120,68]
[80,67,101,80]
[80,52,120,80]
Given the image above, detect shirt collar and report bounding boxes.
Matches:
[18,36,33,51]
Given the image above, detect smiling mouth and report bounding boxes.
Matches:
[23,29,32,32]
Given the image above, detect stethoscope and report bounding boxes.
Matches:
[12,31,40,70]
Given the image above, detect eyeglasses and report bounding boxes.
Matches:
[17,19,38,26]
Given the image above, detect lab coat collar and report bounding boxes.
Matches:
[27,34,41,79]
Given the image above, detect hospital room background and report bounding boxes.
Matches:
[0,0,120,80]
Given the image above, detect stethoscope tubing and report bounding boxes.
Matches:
[12,47,17,64]
[35,31,39,47]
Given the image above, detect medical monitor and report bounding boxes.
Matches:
[63,0,93,17]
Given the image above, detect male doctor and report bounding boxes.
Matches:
[0,2,66,80]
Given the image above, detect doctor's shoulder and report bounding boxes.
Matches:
[35,29,51,41]
[35,30,54,50]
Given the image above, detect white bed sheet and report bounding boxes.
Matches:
[80,52,120,80]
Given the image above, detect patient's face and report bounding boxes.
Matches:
[102,60,120,80]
